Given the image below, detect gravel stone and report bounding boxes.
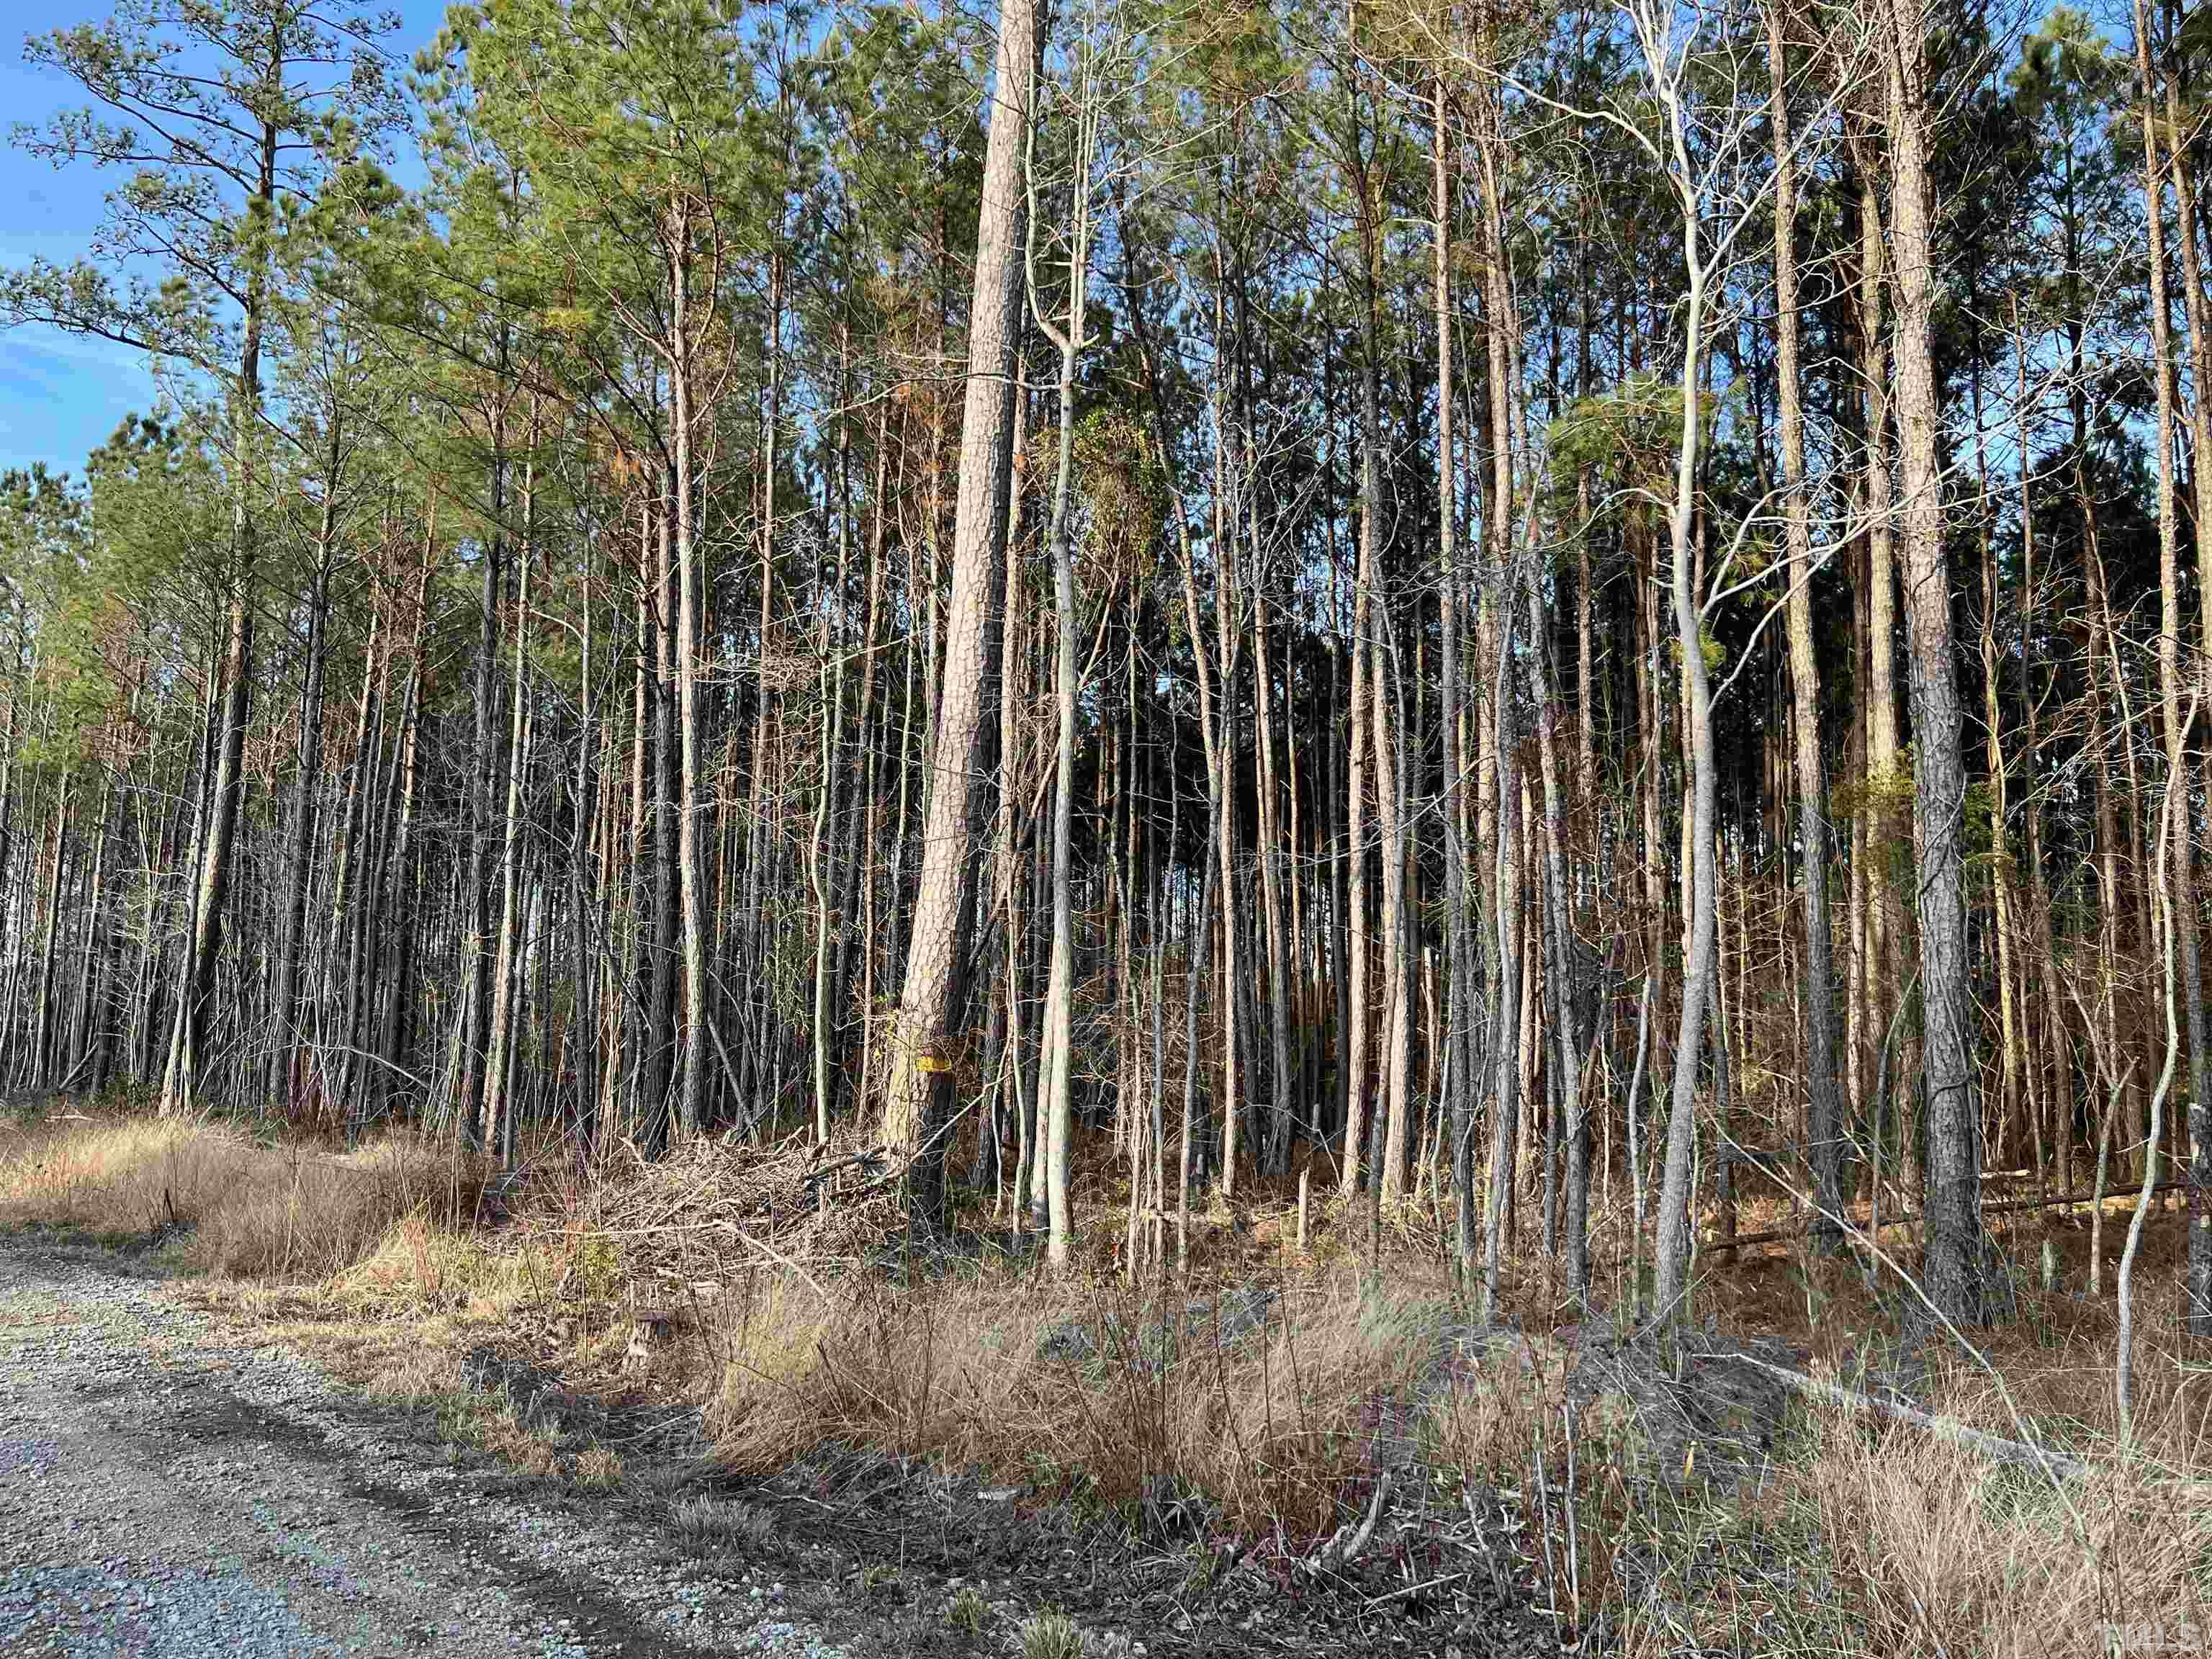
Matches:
[0,1239,853,1658]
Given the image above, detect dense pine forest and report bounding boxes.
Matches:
[4,0,2210,1336]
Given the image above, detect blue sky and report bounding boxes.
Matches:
[0,2,452,480]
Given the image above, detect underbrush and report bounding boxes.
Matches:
[1594,1395,2212,1657]
[1594,1229,2212,1656]
[702,1264,1453,1538]
[1803,1411,2212,1655]
[6,1103,2211,1654]
[0,1102,485,1278]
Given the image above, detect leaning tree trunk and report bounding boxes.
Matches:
[879,0,1034,1222]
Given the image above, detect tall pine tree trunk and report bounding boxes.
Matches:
[880,0,1033,1220]
[1888,0,1982,1320]
[1769,4,1845,1248]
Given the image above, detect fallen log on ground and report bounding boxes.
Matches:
[1698,1352,2088,1480]
[1711,1181,2191,1251]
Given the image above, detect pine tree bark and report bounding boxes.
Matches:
[160,101,278,1117]
[482,459,536,1159]
[1854,159,1907,1195]
[1372,608,1412,1203]
[1475,13,1522,1310]
[1032,130,1091,1267]
[670,213,712,1146]
[1433,78,1479,1272]
[880,0,1033,1220]
[1887,0,1982,1321]
[458,391,509,1148]
[2157,17,2212,1334]
[266,418,341,1115]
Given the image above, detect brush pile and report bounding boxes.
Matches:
[560,1128,922,1308]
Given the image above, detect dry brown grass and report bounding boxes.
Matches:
[1600,1354,2212,1657]
[1586,1204,2212,1657]
[699,1262,1460,1537]
[14,1105,2212,1653]
[0,1108,485,1280]
[1803,1422,2203,1655]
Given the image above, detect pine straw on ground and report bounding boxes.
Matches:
[8,1101,2212,1655]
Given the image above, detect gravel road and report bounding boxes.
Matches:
[0,1239,853,1659]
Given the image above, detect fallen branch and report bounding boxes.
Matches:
[722,1222,837,1306]
[801,1147,888,1188]
[1710,1181,2190,1250]
[1704,1352,2087,1479]
[1302,1470,1391,1576]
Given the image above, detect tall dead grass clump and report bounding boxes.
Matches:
[705,1264,1458,1539]
[1182,1277,1446,1532]
[1802,1409,2211,1655]
[0,1113,251,1234]
[1745,1323,2212,1659]
[329,1208,551,1320]
[0,1111,485,1281]
[706,1271,1068,1482]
